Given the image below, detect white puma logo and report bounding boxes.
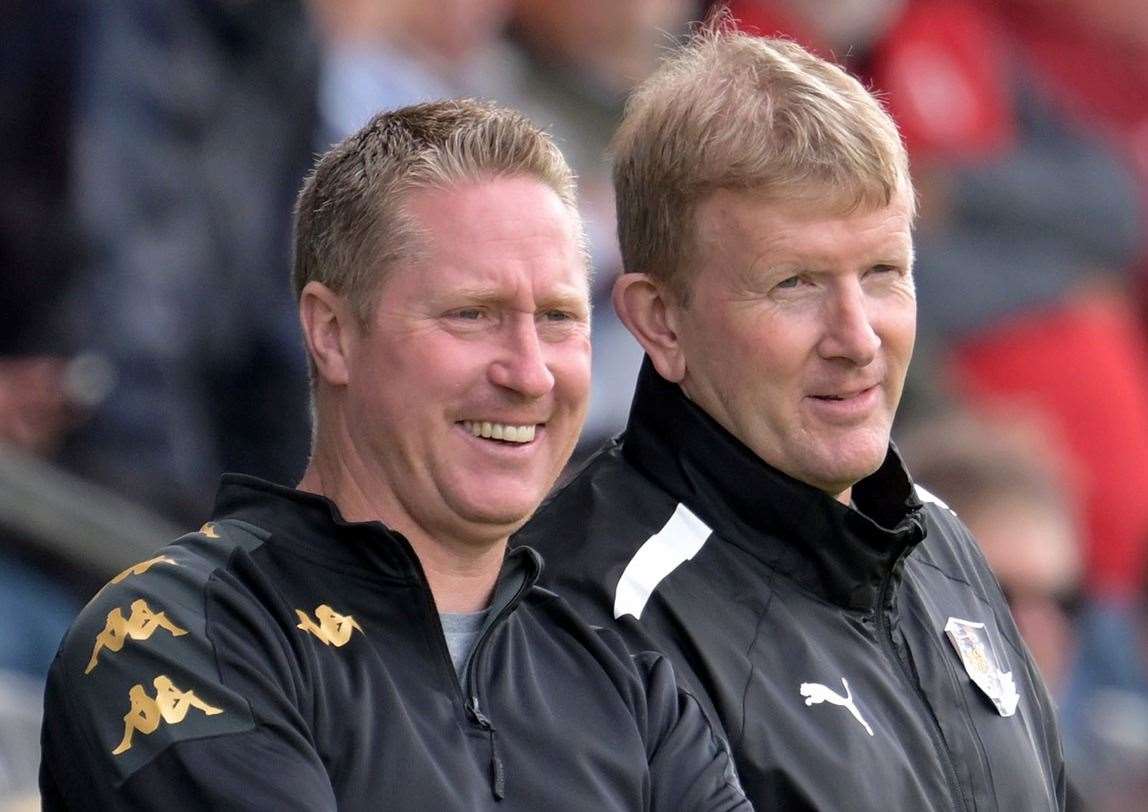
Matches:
[800,677,874,736]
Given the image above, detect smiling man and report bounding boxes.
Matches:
[516,30,1067,810]
[40,101,749,810]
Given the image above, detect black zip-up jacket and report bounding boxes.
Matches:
[40,475,750,810]
[516,360,1067,810]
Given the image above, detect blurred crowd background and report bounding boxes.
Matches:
[3,0,1148,808]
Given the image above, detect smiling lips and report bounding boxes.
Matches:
[461,420,538,443]
[805,386,881,421]
[809,383,879,402]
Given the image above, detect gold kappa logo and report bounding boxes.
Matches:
[295,604,362,647]
[109,555,177,587]
[86,599,188,674]
[92,556,179,601]
[198,522,220,539]
[112,675,223,755]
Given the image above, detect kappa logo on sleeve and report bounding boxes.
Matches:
[85,599,188,674]
[112,675,224,755]
[91,555,180,602]
[108,555,178,587]
[295,604,362,647]
[198,522,220,538]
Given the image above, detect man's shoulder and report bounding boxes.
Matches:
[43,520,274,790]
[518,442,738,671]
[520,439,678,559]
[910,485,983,566]
[907,484,1012,610]
[59,518,272,662]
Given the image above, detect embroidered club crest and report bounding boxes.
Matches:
[944,617,1018,717]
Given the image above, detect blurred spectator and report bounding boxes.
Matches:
[0,0,85,455]
[308,0,514,145]
[993,0,1148,326]
[901,410,1083,695]
[61,0,320,524]
[0,2,88,803]
[902,408,1148,811]
[875,0,1148,607]
[501,0,695,452]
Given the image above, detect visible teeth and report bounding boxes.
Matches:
[461,421,537,443]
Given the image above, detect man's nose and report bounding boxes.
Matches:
[817,283,880,365]
[488,316,556,398]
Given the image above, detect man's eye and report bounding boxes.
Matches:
[774,276,802,290]
[449,308,485,320]
[541,310,573,322]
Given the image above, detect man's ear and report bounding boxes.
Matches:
[612,273,687,383]
[299,281,353,387]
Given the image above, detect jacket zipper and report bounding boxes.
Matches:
[876,565,969,812]
[461,572,532,801]
[405,545,532,800]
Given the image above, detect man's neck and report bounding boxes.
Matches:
[298,446,505,613]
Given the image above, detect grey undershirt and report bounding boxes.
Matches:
[439,609,489,680]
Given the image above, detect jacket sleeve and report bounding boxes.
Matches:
[39,546,337,810]
[633,651,753,811]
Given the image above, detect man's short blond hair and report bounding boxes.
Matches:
[293,99,580,324]
[613,27,914,304]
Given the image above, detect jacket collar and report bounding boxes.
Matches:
[621,358,926,610]
[211,473,541,597]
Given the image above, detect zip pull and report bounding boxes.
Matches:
[487,726,505,800]
[467,700,506,800]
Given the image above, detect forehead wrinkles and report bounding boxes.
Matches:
[696,189,913,275]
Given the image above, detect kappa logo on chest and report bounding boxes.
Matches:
[296,604,363,647]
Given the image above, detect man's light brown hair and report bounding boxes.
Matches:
[293,98,580,326]
[612,26,915,305]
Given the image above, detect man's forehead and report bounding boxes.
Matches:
[697,184,912,225]
[368,181,590,307]
[693,186,914,259]
[404,176,581,235]
[403,178,587,259]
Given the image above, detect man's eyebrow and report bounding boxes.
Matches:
[866,249,914,273]
[443,286,504,303]
[734,257,802,287]
[535,292,591,320]
[438,285,590,312]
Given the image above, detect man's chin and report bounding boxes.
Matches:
[453,495,548,538]
[445,458,571,538]
[801,442,890,497]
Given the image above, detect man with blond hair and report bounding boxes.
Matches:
[517,29,1067,809]
[40,100,750,810]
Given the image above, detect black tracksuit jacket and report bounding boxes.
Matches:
[516,360,1067,810]
[40,475,750,810]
